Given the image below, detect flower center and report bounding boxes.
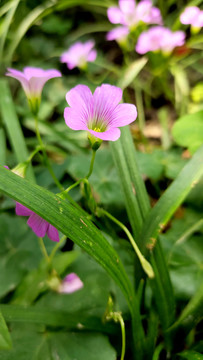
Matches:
[93,127,101,132]
[88,119,107,132]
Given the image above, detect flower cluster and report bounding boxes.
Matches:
[107,0,162,28]
[107,0,162,42]
[60,40,97,70]
[135,26,185,54]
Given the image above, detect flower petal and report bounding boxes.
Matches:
[66,84,93,109]
[64,107,89,130]
[107,6,124,24]
[119,0,135,13]
[106,26,129,41]
[27,213,49,237]
[87,49,97,62]
[83,40,95,53]
[108,103,137,128]
[92,84,123,124]
[15,202,34,216]
[24,67,61,80]
[180,6,200,25]
[6,68,30,95]
[59,273,84,294]
[47,224,60,242]
[88,127,121,141]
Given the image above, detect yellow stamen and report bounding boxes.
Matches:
[93,127,101,132]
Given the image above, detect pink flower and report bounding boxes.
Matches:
[16,202,59,242]
[60,40,97,70]
[135,26,185,54]
[6,67,61,114]
[106,26,129,42]
[64,84,137,142]
[59,273,84,294]
[107,0,162,28]
[180,6,203,28]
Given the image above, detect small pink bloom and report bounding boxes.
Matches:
[6,67,61,101]
[59,273,83,294]
[135,26,185,54]
[107,0,162,28]
[106,26,129,41]
[64,84,137,142]
[180,6,203,28]
[60,40,97,70]
[16,202,59,242]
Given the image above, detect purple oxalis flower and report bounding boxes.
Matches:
[16,202,59,242]
[180,6,203,29]
[60,40,97,70]
[6,67,61,114]
[135,26,185,54]
[59,273,84,294]
[106,26,129,42]
[107,0,162,28]
[64,84,137,142]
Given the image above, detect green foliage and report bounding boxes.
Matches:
[1,0,203,358]
[172,111,203,154]
[0,313,12,350]
[177,350,203,360]
[0,327,116,360]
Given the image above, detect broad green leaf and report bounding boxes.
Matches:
[139,145,203,248]
[117,58,148,90]
[160,208,203,299]
[0,79,34,181]
[172,111,203,154]
[0,312,12,350]
[0,327,117,360]
[0,166,136,314]
[137,151,164,181]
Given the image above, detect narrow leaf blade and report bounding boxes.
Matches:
[0,312,12,350]
[140,145,203,248]
[0,166,134,312]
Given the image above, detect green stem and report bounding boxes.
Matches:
[49,235,67,262]
[135,88,145,134]
[99,208,154,279]
[117,313,126,360]
[86,149,96,179]
[38,237,50,263]
[65,178,84,193]
[113,313,126,360]
[34,115,64,191]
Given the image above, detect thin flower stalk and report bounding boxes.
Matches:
[99,208,154,278]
